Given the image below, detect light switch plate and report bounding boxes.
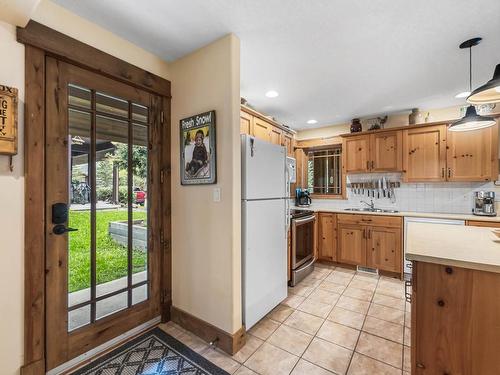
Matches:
[213,187,221,202]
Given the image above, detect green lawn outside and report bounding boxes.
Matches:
[68,209,147,293]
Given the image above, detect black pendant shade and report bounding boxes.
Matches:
[467,64,500,104]
[449,37,496,132]
[449,105,496,132]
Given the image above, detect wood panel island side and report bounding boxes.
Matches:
[406,222,500,374]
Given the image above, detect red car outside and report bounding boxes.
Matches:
[134,189,146,205]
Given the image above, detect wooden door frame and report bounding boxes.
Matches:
[19,21,171,375]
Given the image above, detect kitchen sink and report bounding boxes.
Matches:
[344,208,399,213]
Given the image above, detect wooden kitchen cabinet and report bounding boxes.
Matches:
[270,126,282,145]
[343,135,371,173]
[240,105,295,155]
[411,261,500,374]
[336,214,402,273]
[253,117,272,142]
[366,226,401,273]
[466,220,500,228]
[337,224,365,265]
[370,131,402,172]
[318,213,337,261]
[282,133,294,156]
[240,110,253,134]
[343,131,402,173]
[446,123,498,182]
[403,124,447,182]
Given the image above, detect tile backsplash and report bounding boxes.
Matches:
[307,173,500,214]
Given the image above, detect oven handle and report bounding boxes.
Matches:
[292,215,316,226]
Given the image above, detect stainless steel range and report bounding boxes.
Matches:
[289,209,315,286]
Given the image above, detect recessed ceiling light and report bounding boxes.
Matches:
[455,91,471,98]
[265,90,279,98]
[307,119,318,124]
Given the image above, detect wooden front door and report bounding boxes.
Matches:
[45,57,164,370]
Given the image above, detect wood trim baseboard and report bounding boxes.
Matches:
[170,306,246,355]
[20,359,45,375]
[17,21,171,98]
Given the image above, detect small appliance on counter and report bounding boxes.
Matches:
[295,188,312,207]
[473,191,496,216]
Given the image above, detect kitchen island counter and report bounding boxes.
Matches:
[405,221,500,273]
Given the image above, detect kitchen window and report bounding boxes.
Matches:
[307,147,342,195]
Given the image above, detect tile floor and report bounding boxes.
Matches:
[160,264,411,375]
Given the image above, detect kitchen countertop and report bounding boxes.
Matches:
[405,222,500,273]
[294,204,500,222]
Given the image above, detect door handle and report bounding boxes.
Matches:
[53,224,78,235]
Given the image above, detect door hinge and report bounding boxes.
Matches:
[160,111,164,124]
[160,289,168,304]
[160,229,165,244]
[160,169,165,184]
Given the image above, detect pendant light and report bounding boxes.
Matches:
[449,38,496,132]
[467,63,500,104]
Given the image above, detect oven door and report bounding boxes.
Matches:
[292,215,315,269]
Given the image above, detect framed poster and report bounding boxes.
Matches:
[0,85,18,155]
[180,110,216,185]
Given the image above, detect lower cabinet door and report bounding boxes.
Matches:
[366,226,401,273]
[337,224,365,266]
[318,213,336,261]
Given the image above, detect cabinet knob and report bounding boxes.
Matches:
[437,299,445,307]
[416,363,425,369]
[445,267,453,274]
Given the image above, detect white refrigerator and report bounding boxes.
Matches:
[241,134,289,329]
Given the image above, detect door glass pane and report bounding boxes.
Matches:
[68,84,91,109]
[66,84,152,328]
[96,292,128,320]
[68,108,91,307]
[132,103,148,124]
[95,114,129,298]
[132,123,148,286]
[68,305,91,332]
[96,92,128,119]
[132,284,148,305]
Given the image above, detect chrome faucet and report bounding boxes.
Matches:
[360,199,375,210]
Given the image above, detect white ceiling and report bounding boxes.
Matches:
[53,0,500,130]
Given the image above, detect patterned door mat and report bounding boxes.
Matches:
[72,327,230,375]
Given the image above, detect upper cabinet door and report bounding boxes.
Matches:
[253,117,272,142]
[343,135,370,173]
[403,125,447,182]
[370,131,402,172]
[270,126,282,146]
[446,123,498,182]
[240,110,253,135]
[282,133,294,156]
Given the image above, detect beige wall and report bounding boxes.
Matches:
[0,21,27,375]
[0,0,41,26]
[0,1,171,373]
[170,34,242,334]
[296,105,462,140]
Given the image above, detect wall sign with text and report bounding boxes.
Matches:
[180,110,216,185]
[0,85,18,156]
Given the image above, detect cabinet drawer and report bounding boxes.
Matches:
[337,213,402,228]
